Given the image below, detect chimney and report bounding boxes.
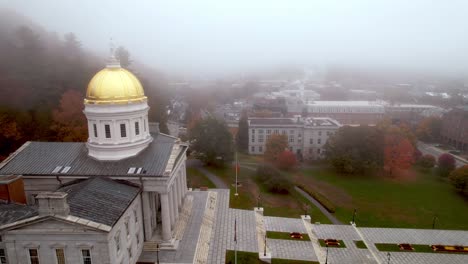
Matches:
[0,175,27,204]
[36,192,70,216]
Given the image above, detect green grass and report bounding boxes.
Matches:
[374,243,468,254]
[266,231,311,241]
[318,239,346,248]
[225,250,319,264]
[204,166,331,223]
[225,250,267,264]
[354,240,368,249]
[186,168,216,189]
[300,167,468,229]
[271,259,319,264]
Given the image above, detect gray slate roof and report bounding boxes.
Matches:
[0,133,178,177]
[0,201,38,225]
[58,177,140,226]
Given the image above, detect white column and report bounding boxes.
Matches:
[175,176,181,210]
[142,192,152,240]
[160,193,171,241]
[168,188,175,228]
[172,184,179,221]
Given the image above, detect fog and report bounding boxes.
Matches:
[3,0,468,77]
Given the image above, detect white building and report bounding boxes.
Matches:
[248,116,341,160]
[0,49,188,264]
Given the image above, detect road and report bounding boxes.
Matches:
[417,141,467,168]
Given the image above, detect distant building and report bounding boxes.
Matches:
[304,101,385,125]
[441,106,468,151]
[248,117,341,160]
[348,89,379,101]
[384,104,442,124]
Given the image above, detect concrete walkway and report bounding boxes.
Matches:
[197,167,229,189]
[295,186,342,225]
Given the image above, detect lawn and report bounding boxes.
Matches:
[186,168,216,189]
[354,240,368,249]
[295,167,468,229]
[266,231,311,241]
[204,166,331,223]
[225,250,319,264]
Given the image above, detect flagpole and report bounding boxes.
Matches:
[235,151,238,196]
[234,217,237,264]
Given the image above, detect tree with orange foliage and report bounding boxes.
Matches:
[277,150,297,170]
[264,134,288,162]
[384,134,415,177]
[51,90,88,142]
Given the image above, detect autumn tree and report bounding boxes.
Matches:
[417,154,436,168]
[277,150,297,170]
[51,90,88,142]
[189,117,233,166]
[416,117,442,142]
[264,134,288,162]
[384,134,415,177]
[235,111,248,152]
[449,165,468,196]
[437,153,456,177]
[325,126,383,174]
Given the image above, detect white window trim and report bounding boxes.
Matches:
[80,249,92,264]
[27,248,40,264]
[54,248,66,264]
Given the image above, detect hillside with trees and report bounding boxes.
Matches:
[0,9,169,160]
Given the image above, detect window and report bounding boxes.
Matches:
[125,221,130,237]
[0,249,7,264]
[55,248,66,264]
[318,139,322,144]
[318,131,322,136]
[274,129,279,134]
[28,249,39,264]
[258,135,264,143]
[281,130,286,135]
[135,122,140,135]
[317,148,321,154]
[289,136,294,143]
[259,146,263,152]
[258,129,264,134]
[105,124,111,138]
[251,146,255,152]
[93,124,98,137]
[81,249,92,264]
[266,130,271,134]
[309,138,313,144]
[120,124,127,138]
[251,136,255,143]
[115,233,121,253]
[251,129,255,134]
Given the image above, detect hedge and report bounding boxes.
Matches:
[297,185,336,213]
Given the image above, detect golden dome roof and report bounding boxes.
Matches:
[85,66,147,104]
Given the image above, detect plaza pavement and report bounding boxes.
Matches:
[143,189,468,264]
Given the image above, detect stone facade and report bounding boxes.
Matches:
[248,117,341,160]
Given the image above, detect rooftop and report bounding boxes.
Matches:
[0,133,186,177]
[307,101,385,107]
[0,200,38,225]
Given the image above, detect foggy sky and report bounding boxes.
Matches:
[3,0,468,77]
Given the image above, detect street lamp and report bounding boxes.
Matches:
[352,208,357,224]
[325,244,329,264]
[387,252,391,264]
[156,243,160,264]
[432,214,438,229]
[264,233,267,256]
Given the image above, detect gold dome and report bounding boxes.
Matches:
[85,67,147,104]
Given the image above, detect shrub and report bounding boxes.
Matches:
[297,185,336,213]
[437,153,456,177]
[449,165,468,196]
[277,150,297,170]
[417,154,436,168]
[256,163,292,194]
